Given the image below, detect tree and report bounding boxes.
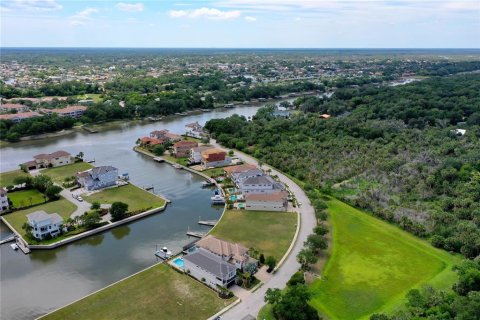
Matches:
[305,234,328,253]
[259,253,265,265]
[297,248,317,270]
[91,202,101,210]
[152,144,165,156]
[32,175,53,192]
[13,176,32,187]
[110,201,129,221]
[453,260,480,295]
[265,256,277,273]
[273,284,320,320]
[313,224,329,236]
[265,288,282,305]
[81,211,101,229]
[45,185,62,200]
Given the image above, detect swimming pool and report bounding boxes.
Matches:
[230,195,237,201]
[173,258,184,269]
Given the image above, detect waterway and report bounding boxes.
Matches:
[0,106,261,320]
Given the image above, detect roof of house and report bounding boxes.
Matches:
[223,164,257,174]
[246,190,289,202]
[201,148,226,158]
[0,103,27,109]
[140,137,164,144]
[77,166,118,178]
[0,187,6,196]
[27,210,63,224]
[196,235,248,262]
[42,105,87,114]
[183,248,237,278]
[34,150,71,160]
[185,121,202,128]
[173,140,198,148]
[191,146,213,153]
[0,111,42,120]
[241,175,276,185]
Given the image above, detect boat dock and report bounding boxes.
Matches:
[153,157,165,163]
[198,220,217,226]
[0,235,15,245]
[186,231,206,238]
[15,238,31,254]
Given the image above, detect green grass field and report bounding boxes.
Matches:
[202,167,226,177]
[3,197,76,238]
[75,93,103,103]
[42,162,94,183]
[41,263,234,320]
[211,210,297,261]
[83,184,166,212]
[0,170,30,187]
[8,189,46,208]
[309,198,461,320]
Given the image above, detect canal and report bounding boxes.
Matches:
[0,106,261,320]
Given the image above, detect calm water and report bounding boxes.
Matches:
[0,106,260,320]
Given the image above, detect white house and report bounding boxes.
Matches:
[245,190,289,211]
[76,166,118,191]
[0,187,9,213]
[237,175,284,194]
[195,235,250,269]
[183,248,237,290]
[26,210,64,240]
[190,146,212,164]
[23,150,74,170]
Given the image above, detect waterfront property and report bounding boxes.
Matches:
[211,209,297,261]
[41,263,234,320]
[39,105,87,118]
[190,145,213,164]
[27,210,64,240]
[183,248,237,290]
[42,162,94,183]
[201,148,231,168]
[76,166,118,191]
[245,190,289,211]
[237,175,284,195]
[0,111,42,123]
[149,129,182,142]
[0,187,9,212]
[138,137,164,148]
[173,140,198,158]
[185,121,206,138]
[309,198,461,319]
[23,150,74,171]
[0,103,30,113]
[196,235,251,269]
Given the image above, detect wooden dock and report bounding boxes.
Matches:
[198,220,217,227]
[0,235,15,245]
[16,238,31,254]
[186,231,206,238]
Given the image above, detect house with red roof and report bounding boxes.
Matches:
[173,140,198,158]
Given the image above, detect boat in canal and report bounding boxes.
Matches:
[155,246,172,259]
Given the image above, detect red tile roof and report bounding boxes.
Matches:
[245,191,288,202]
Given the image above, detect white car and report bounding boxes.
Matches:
[77,196,84,202]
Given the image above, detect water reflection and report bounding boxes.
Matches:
[111,226,131,240]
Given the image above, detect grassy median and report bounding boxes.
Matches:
[41,263,234,320]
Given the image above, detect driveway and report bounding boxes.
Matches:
[210,140,316,319]
[60,188,92,218]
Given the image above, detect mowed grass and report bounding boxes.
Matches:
[41,263,234,320]
[309,198,461,320]
[42,162,94,183]
[211,210,297,261]
[3,197,76,237]
[0,170,30,187]
[8,189,46,208]
[83,184,166,212]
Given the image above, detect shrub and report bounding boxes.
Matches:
[287,271,305,286]
[259,253,265,265]
[266,256,277,273]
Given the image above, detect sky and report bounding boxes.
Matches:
[1,0,479,48]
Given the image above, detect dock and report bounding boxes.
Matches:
[198,220,217,227]
[186,231,206,238]
[16,238,31,254]
[153,157,165,163]
[0,235,15,245]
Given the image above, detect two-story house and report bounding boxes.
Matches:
[237,175,284,194]
[195,235,250,269]
[149,130,182,142]
[27,210,64,240]
[76,166,118,191]
[0,188,9,213]
[189,146,213,164]
[23,150,74,170]
[40,105,87,118]
[245,190,289,211]
[184,121,205,138]
[201,148,231,168]
[172,140,198,158]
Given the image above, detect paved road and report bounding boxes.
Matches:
[211,140,316,320]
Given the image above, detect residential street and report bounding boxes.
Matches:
[211,140,317,320]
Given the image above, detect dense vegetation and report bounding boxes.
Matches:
[205,74,480,260]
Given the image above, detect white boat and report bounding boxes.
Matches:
[155,246,172,259]
[211,194,225,204]
[10,243,18,251]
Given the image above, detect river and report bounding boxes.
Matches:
[0,106,261,320]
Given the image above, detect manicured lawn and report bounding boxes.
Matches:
[0,170,30,187]
[42,162,94,183]
[211,210,297,261]
[309,198,461,320]
[202,167,226,177]
[2,197,76,238]
[83,184,166,212]
[41,263,234,320]
[162,154,190,166]
[8,189,46,208]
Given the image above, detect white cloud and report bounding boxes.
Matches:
[10,0,62,11]
[116,2,144,12]
[244,16,256,21]
[169,7,241,19]
[70,8,99,26]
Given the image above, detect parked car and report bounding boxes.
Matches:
[77,196,84,202]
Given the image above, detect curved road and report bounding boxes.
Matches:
[211,140,316,320]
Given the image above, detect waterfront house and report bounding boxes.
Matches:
[183,248,237,290]
[224,164,257,176]
[231,168,264,186]
[173,140,198,158]
[27,210,64,240]
[22,150,74,170]
[0,188,9,213]
[185,121,205,138]
[190,146,213,164]
[139,137,164,148]
[237,175,284,194]
[40,105,87,118]
[0,103,29,113]
[245,190,289,211]
[0,111,42,123]
[149,129,182,142]
[76,166,118,191]
[201,149,230,168]
[196,235,250,269]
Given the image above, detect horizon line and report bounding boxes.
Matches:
[1,47,480,50]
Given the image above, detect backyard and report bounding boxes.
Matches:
[309,198,461,320]
[0,170,30,187]
[201,167,226,178]
[42,162,94,183]
[41,263,234,320]
[2,197,77,239]
[8,189,46,208]
[83,184,166,212]
[210,209,297,261]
